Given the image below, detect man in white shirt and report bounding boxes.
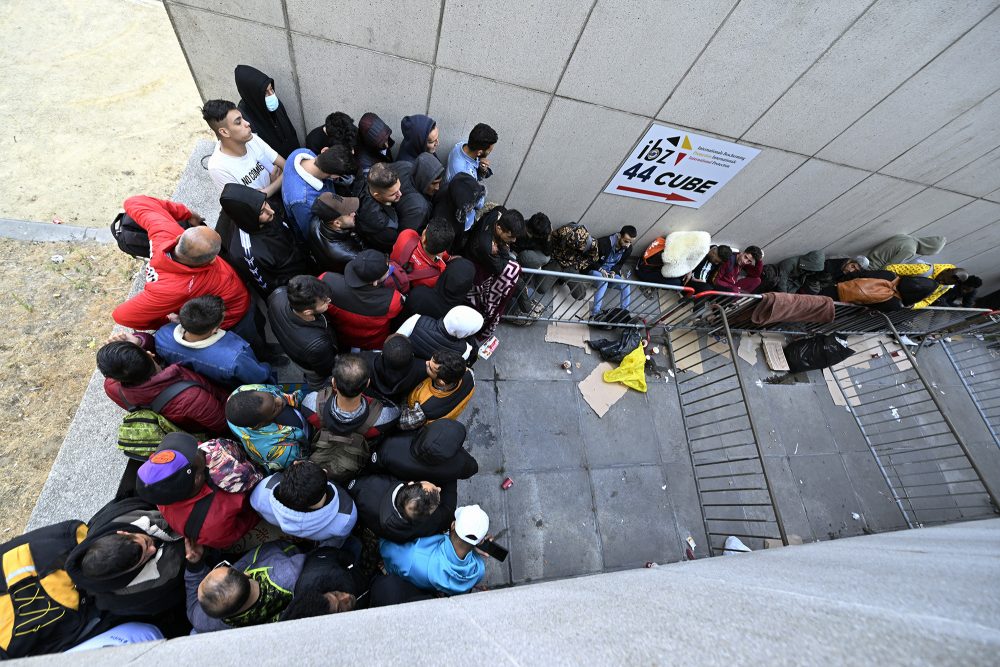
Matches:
[202,99,285,197]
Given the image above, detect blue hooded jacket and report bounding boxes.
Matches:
[154,324,273,389]
[379,534,485,595]
[396,114,437,163]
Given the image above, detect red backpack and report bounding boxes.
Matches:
[381,234,443,294]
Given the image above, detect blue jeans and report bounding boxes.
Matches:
[589,270,631,315]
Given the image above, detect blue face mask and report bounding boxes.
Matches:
[264,94,279,112]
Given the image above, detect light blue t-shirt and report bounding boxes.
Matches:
[445,141,480,184]
[380,533,485,595]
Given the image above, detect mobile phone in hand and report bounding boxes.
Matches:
[477,539,508,562]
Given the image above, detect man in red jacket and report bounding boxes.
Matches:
[112,195,250,332]
[98,332,229,434]
[322,250,403,350]
[136,433,260,549]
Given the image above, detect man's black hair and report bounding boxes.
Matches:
[497,209,525,239]
[526,212,551,239]
[80,533,143,579]
[620,225,638,238]
[225,391,271,427]
[333,354,370,398]
[286,275,332,312]
[367,163,398,190]
[432,349,467,385]
[716,245,733,261]
[468,123,498,152]
[200,568,251,619]
[201,99,237,133]
[745,246,763,262]
[422,218,455,255]
[281,590,337,621]
[395,481,440,520]
[179,295,225,335]
[97,340,156,386]
[323,111,358,148]
[964,275,983,289]
[275,461,328,511]
[382,334,414,369]
[316,143,356,176]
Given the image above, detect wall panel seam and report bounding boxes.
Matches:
[738,0,879,141]
[810,4,1000,160]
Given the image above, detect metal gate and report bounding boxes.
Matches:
[828,318,1000,527]
[665,304,787,555]
[942,337,1000,450]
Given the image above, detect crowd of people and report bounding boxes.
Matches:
[1,63,990,658]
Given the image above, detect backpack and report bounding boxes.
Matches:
[201,438,265,494]
[837,276,900,305]
[0,520,102,659]
[116,380,200,460]
[110,212,191,259]
[309,390,384,483]
[382,234,444,294]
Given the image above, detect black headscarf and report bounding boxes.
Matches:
[234,65,301,158]
[403,258,475,320]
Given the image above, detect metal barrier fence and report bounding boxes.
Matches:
[666,290,992,337]
[501,272,992,337]
[942,338,1000,450]
[942,311,1000,338]
[665,304,787,555]
[503,267,693,329]
[828,316,1000,528]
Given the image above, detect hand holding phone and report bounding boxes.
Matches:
[476,538,508,562]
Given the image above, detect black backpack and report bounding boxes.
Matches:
[110,212,191,259]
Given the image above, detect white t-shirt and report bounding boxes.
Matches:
[207,134,278,191]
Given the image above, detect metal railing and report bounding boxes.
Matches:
[940,311,1000,338]
[828,315,1000,528]
[942,337,1000,450]
[503,267,693,329]
[671,290,992,337]
[665,303,787,555]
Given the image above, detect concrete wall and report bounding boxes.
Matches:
[22,518,1000,664]
[164,0,1000,285]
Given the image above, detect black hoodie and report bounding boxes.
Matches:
[216,183,317,297]
[356,112,395,175]
[362,349,428,403]
[347,474,456,543]
[371,420,478,483]
[65,497,185,617]
[234,64,301,159]
[403,257,476,319]
[432,173,485,252]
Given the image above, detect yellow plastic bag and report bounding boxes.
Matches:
[603,344,647,392]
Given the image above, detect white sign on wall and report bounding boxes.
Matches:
[605,124,760,208]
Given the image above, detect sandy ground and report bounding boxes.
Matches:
[0,0,201,532]
[0,0,205,227]
[0,240,135,536]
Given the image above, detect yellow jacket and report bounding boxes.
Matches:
[885,263,954,309]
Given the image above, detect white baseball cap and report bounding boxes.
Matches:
[454,504,489,545]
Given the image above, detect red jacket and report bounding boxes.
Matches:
[158,484,260,548]
[321,272,404,350]
[104,344,231,434]
[390,229,448,290]
[112,195,250,331]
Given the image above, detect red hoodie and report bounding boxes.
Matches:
[112,195,250,331]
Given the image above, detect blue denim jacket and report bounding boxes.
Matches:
[154,324,274,389]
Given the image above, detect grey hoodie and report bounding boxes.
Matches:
[776,250,826,293]
[250,473,357,546]
[868,234,947,269]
